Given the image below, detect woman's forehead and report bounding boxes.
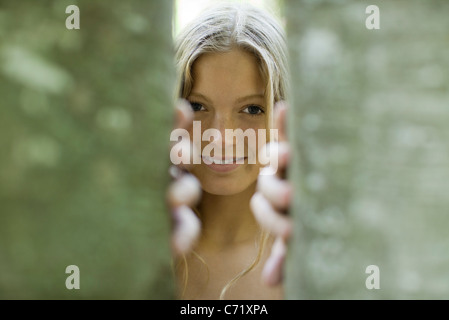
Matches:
[191,49,265,97]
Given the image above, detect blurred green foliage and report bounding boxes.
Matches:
[0,0,175,299]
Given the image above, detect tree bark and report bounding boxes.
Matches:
[0,0,175,299]
[285,0,449,299]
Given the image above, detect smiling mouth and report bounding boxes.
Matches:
[202,156,246,165]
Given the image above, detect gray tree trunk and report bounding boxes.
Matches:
[0,0,175,299]
[285,0,449,299]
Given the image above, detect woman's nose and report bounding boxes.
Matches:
[214,110,235,129]
[209,113,236,152]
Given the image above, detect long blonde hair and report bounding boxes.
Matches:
[174,2,288,299]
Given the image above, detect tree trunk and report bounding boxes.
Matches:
[0,0,175,299]
[285,0,449,299]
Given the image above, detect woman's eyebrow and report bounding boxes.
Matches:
[235,94,265,103]
[188,93,265,104]
[188,93,212,104]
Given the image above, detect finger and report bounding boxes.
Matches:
[262,236,286,286]
[259,141,290,179]
[171,100,201,172]
[250,192,292,239]
[167,172,202,208]
[274,101,288,142]
[174,99,194,130]
[257,173,292,211]
[172,205,201,255]
[169,135,201,172]
[277,142,290,173]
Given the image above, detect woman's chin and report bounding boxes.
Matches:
[190,164,261,196]
[200,180,251,196]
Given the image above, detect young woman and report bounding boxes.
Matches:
[168,2,292,300]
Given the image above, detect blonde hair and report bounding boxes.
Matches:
[174,2,288,299]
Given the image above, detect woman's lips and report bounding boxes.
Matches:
[202,156,247,173]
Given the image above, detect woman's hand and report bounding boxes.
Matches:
[250,101,293,286]
[167,100,202,256]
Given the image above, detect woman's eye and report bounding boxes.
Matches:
[189,102,205,112]
[242,105,264,115]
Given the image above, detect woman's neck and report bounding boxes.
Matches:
[197,182,259,251]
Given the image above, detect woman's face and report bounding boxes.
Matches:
[187,48,267,196]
